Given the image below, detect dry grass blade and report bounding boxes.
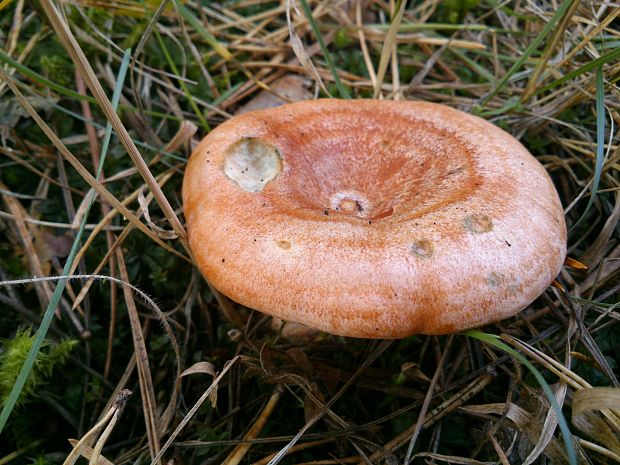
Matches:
[373,0,405,99]
[478,0,575,107]
[413,453,494,465]
[251,439,335,465]
[573,387,620,453]
[501,334,590,389]
[63,409,116,465]
[295,0,349,98]
[0,275,173,334]
[68,171,185,320]
[3,0,24,70]
[574,388,620,415]
[504,338,620,453]
[576,438,620,463]
[116,250,161,462]
[38,0,189,248]
[66,441,114,465]
[172,0,232,61]
[580,191,620,266]
[164,120,198,152]
[355,0,376,88]
[222,387,283,465]
[0,441,44,465]
[285,0,327,95]
[552,7,620,75]
[489,434,511,465]
[69,171,184,279]
[88,407,120,465]
[403,336,454,464]
[506,331,619,395]
[522,0,582,101]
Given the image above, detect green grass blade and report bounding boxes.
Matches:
[0,48,97,103]
[478,0,574,108]
[485,0,536,21]
[211,81,244,107]
[0,49,182,122]
[536,47,620,95]
[569,66,606,232]
[465,330,577,465]
[172,0,232,61]
[154,30,210,131]
[99,52,132,166]
[450,48,496,85]
[462,48,539,65]
[0,49,132,434]
[372,22,494,32]
[298,0,350,99]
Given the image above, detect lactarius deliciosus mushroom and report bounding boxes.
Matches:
[182,100,567,338]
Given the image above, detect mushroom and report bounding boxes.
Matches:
[182,99,566,338]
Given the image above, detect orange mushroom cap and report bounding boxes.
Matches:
[182,99,567,338]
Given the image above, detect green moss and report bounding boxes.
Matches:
[334,28,353,49]
[0,329,77,408]
[39,55,74,89]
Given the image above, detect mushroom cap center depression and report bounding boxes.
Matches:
[223,109,479,222]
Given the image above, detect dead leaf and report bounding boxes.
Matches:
[287,347,313,374]
[259,344,308,386]
[271,317,320,343]
[303,381,325,424]
[33,228,73,275]
[401,361,431,384]
[181,361,218,406]
[235,75,312,115]
[181,361,217,378]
